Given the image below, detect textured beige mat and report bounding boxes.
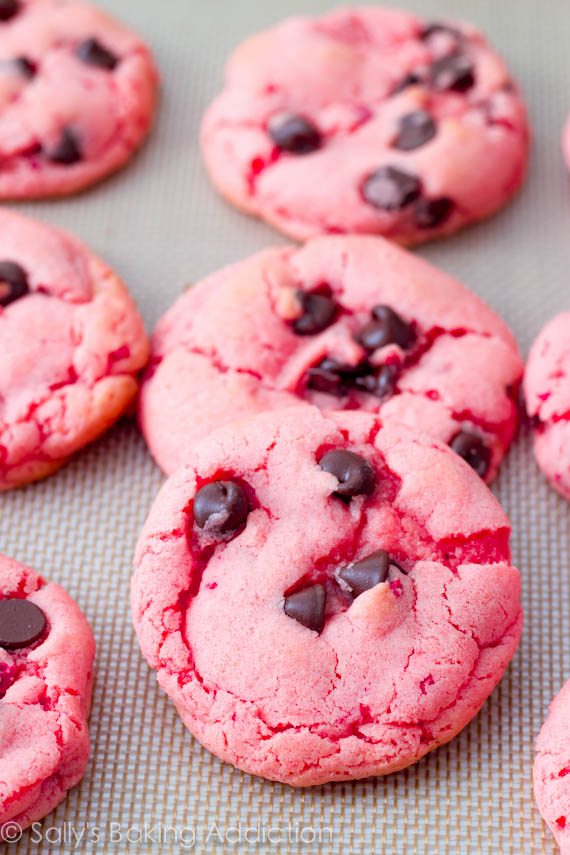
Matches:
[3,0,570,851]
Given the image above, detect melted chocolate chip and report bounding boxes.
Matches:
[14,56,36,78]
[307,358,373,397]
[76,37,119,71]
[0,0,19,22]
[268,114,322,155]
[293,290,337,335]
[0,598,47,651]
[47,128,82,165]
[193,481,249,534]
[354,364,399,400]
[361,166,422,211]
[420,22,462,42]
[392,71,423,94]
[414,197,453,229]
[450,431,491,478]
[394,110,437,151]
[357,305,415,352]
[319,450,376,498]
[429,54,475,92]
[0,261,29,306]
[337,550,391,598]
[283,584,326,633]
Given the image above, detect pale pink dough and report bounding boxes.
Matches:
[140,235,523,481]
[535,679,570,854]
[0,208,150,490]
[201,6,529,244]
[524,313,570,500]
[132,407,522,787]
[0,553,94,833]
[0,0,157,198]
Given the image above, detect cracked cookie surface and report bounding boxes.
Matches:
[140,234,522,481]
[0,0,157,198]
[0,553,94,831]
[132,407,522,786]
[534,679,570,854]
[524,313,570,500]
[0,208,149,490]
[201,6,529,244]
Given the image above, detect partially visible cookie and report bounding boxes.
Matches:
[0,209,149,490]
[0,553,94,833]
[524,313,570,500]
[0,0,157,198]
[535,679,570,854]
[202,6,529,244]
[132,406,522,786]
[140,234,523,480]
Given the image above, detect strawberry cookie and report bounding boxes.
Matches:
[524,313,570,500]
[132,407,522,786]
[140,235,523,481]
[0,209,149,490]
[0,0,157,198]
[535,679,570,854]
[202,6,529,244]
[0,553,94,834]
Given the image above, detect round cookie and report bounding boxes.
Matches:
[534,679,570,853]
[140,234,523,481]
[201,6,529,244]
[524,313,570,500]
[0,208,149,490]
[132,407,522,787]
[0,553,94,833]
[0,0,157,198]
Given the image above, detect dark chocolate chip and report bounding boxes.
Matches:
[429,53,475,92]
[293,290,337,335]
[354,363,399,400]
[361,166,422,211]
[0,261,29,307]
[414,197,454,229]
[337,550,391,598]
[193,481,249,534]
[14,56,36,78]
[450,431,491,479]
[0,598,47,651]
[357,305,415,352]
[47,128,82,165]
[284,584,326,633]
[319,449,376,498]
[76,37,119,71]
[394,110,437,151]
[268,114,322,155]
[307,358,373,397]
[392,71,423,94]
[0,0,19,22]
[420,22,462,41]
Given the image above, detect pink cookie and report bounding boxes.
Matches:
[524,313,570,500]
[140,235,523,481]
[535,679,570,853]
[0,0,157,198]
[132,407,522,787]
[201,6,529,245]
[0,208,149,490]
[0,553,94,834]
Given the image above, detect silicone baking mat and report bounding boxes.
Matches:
[3,0,570,851]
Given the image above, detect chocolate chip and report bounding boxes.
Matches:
[394,110,437,151]
[0,261,29,306]
[392,71,423,94]
[429,54,475,92]
[14,56,36,78]
[268,114,322,155]
[319,450,376,498]
[47,128,82,165]
[284,584,326,633]
[293,290,337,335]
[361,166,422,211]
[354,364,399,400]
[450,431,491,478]
[76,38,119,71]
[0,598,47,651]
[337,550,391,598]
[420,22,462,41]
[193,481,249,534]
[307,358,373,397]
[357,305,415,352]
[414,197,453,229]
[0,0,19,22]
